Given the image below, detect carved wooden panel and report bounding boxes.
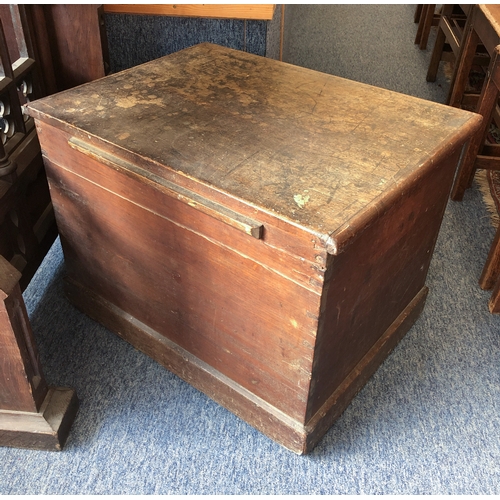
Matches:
[0,6,56,290]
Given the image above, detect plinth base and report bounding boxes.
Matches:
[65,275,427,454]
[0,387,78,451]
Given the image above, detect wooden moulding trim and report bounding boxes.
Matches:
[68,137,264,240]
[304,286,429,452]
[64,276,429,454]
[0,387,78,451]
[63,276,309,454]
[29,118,329,279]
[102,4,276,21]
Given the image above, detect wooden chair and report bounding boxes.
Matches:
[461,45,500,313]
[426,5,489,84]
[448,5,500,201]
[450,43,500,313]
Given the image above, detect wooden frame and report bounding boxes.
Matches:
[0,5,95,451]
[103,4,275,21]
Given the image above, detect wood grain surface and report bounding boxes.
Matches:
[481,4,500,39]
[26,44,482,453]
[27,43,481,254]
[0,256,78,451]
[103,4,276,20]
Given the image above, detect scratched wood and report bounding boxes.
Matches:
[27,43,480,253]
[26,44,481,453]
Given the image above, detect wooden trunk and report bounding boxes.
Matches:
[26,43,481,454]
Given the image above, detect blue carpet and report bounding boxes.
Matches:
[2,5,500,495]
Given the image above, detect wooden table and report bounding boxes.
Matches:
[26,43,481,454]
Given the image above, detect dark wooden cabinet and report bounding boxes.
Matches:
[0,4,108,450]
[0,5,56,290]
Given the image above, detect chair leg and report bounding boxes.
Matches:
[450,50,500,201]
[480,219,500,290]
[414,4,423,24]
[420,4,436,50]
[488,273,500,313]
[426,24,446,82]
[415,5,429,45]
[447,27,480,107]
[415,5,436,50]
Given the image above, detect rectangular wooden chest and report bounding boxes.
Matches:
[26,43,481,454]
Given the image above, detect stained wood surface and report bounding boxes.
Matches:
[0,253,21,298]
[0,387,78,451]
[481,4,500,37]
[26,43,483,452]
[304,287,428,452]
[306,145,463,420]
[41,134,319,420]
[38,122,328,292]
[0,254,78,450]
[0,255,48,413]
[103,4,276,20]
[26,43,481,254]
[64,276,311,452]
[42,4,107,91]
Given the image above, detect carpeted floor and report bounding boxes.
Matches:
[2,5,500,495]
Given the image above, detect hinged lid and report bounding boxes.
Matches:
[26,43,481,254]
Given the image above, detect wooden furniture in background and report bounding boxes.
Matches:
[426,4,464,81]
[0,4,108,288]
[103,4,275,20]
[448,5,500,200]
[433,6,500,312]
[460,45,500,312]
[0,255,78,450]
[0,4,108,451]
[0,6,69,451]
[426,4,489,85]
[414,4,438,50]
[0,6,57,291]
[27,43,480,454]
[41,4,109,91]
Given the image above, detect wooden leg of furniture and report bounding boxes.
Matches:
[480,221,500,291]
[421,4,436,50]
[426,20,447,82]
[0,255,78,451]
[447,26,480,107]
[414,5,428,46]
[415,5,436,50]
[445,9,473,102]
[450,49,500,201]
[414,4,423,24]
[488,275,500,313]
